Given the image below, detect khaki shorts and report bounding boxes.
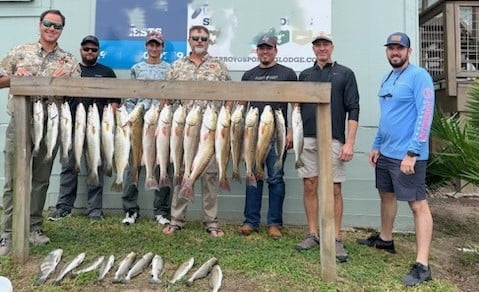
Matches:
[297,138,346,182]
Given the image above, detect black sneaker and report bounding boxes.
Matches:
[401,262,432,286]
[356,233,396,253]
[48,208,71,221]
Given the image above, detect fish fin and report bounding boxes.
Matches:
[246,173,257,188]
[104,164,113,177]
[273,159,283,170]
[232,171,242,183]
[219,178,231,192]
[87,171,99,186]
[295,159,305,169]
[159,176,171,188]
[146,178,159,191]
[111,181,122,192]
[178,181,194,202]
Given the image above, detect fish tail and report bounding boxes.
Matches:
[295,158,305,169]
[35,277,47,286]
[159,176,171,188]
[121,278,130,284]
[174,175,183,186]
[146,178,159,190]
[43,154,52,163]
[219,178,231,192]
[232,170,242,183]
[246,173,257,188]
[104,164,113,177]
[74,162,81,173]
[149,278,161,284]
[87,171,99,186]
[61,153,69,165]
[111,180,122,192]
[32,146,40,157]
[178,180,194,201]
[274,159,283,170]
[255,169,264,181]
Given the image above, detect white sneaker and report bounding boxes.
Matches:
[155,215,170,225]
[122,211,138,225]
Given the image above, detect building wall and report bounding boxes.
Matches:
[0,0,419,231]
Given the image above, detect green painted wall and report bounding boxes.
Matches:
[0,0,420,231]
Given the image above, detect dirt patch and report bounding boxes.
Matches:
[428,195,479,292]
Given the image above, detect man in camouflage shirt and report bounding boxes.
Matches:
[0,9,80,256]
[162,25,232,238]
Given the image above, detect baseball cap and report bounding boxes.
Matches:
[384,32,410,48]
[312,31,333,44]
[146,31,164,45]
[81,35,99,47]
[256,33,277,47]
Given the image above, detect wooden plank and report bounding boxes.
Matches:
[316,103,336,282]
[10,77,331,104]
[12,96,31,263]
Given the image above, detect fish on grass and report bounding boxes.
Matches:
[209,264,223,292]
[186,257,218,285]
[112,252,136,283]
[122,252,154,284]
[73,255,105,275]
[35,248,63,285]
[97,255,115,282]
[169,257,194,285]
[150,254,164,284]
[32,99,44,157]
[54,252,86,285]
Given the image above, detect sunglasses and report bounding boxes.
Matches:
[82,47,99,53]
[191,35,208,42]
[42,20,63,30]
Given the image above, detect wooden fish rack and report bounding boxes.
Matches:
[10,76,336,282]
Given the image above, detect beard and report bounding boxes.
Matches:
[388,56,408,68]
[192,46,207,55]
[82,56,97,66]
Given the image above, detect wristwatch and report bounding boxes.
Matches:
[406,151,419,157]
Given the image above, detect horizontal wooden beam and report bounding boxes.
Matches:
[10,77,331,104]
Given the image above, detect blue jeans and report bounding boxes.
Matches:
[243,141,286,230]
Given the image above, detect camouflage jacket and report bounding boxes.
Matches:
[0,42,80,115]
[165,53,230,111]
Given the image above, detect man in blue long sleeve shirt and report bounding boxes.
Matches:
[357,32,435,287]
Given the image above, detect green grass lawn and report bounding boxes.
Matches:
[0,214,462,291]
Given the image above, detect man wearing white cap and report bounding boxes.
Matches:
[294,32,360,264]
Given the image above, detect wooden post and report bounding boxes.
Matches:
[316,103,336,282]
[12,95,31,263]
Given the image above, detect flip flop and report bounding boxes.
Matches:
[206,226,224,238]
[162,224,182,235]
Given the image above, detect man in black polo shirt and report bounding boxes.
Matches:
[48,35,120,222]
[294,32,360,263]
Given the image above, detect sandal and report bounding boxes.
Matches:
[206,226,224,238]
[162,224,182,235]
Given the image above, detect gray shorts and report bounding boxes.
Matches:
[297,138,346,182]
[375,154,427,201]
